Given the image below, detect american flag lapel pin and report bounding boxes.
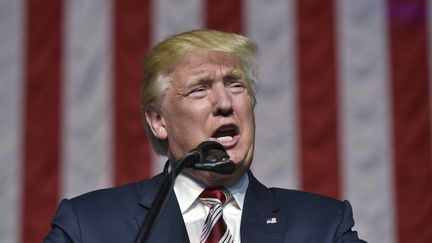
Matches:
[266,217,277,224]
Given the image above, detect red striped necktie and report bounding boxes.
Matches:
[199,188,234,243]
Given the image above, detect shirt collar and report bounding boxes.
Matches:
[173,172,249,214]
[226,172,249,210]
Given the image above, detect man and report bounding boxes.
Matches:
[45,29,366,242]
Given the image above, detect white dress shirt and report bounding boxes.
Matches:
[173,172,249,243]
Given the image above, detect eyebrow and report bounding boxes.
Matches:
[188,68,245,86]
[225,69,246,80]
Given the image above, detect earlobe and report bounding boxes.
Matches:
[145,106,168,139]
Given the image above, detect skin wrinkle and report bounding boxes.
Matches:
[147,50,255,187]
[168,51,247,103]
[141,30,258,156]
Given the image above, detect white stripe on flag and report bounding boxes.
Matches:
[151,0,205,175]
[62,0,113,199]
[337,0,395,242]
[0,1,23,242]
[246,0,299,189]
[152,0,204,44]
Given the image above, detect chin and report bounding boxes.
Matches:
[212,165,248,187]
[188,169,241,188]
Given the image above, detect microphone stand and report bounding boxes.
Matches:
[134,150,201,243]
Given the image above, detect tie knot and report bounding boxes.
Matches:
[199,188,231,205]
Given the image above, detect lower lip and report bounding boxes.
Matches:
[214,134,240,149]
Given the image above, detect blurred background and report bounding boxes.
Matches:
[1,0,431,242]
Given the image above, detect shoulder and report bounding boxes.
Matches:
[269,188,352,223]
[247,172,347,220]
[68,182,142,210]
[247,172,344,212]
[269,187,344,209]
[251,187,364,242]
[45,174,167,242]
[65,172,165,214]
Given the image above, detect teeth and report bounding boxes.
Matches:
[216,136,233,142]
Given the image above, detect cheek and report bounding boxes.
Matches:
[238,102,255,128]
[165,104,209,138]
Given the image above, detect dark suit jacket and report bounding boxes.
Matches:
[45,170,367,242]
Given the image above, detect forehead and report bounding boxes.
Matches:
[171,51,242,80]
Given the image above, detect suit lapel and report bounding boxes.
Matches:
[133,168,287,242]
[240,171,287,242]
[135,170,190,243]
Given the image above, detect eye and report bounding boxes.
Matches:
[188,85,208,99]
[227,81,246,94]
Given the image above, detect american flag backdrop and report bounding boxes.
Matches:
[1,0,431,242]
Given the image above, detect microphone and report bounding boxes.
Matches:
[134,141,235,243]
[186,141,236,175]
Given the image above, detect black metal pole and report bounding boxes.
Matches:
[134,141,234,243]
[134,152,199,243]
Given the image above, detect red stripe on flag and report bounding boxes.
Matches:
[387,1,432,242]
[205,0,243,33]
[296,0,341,199]
[22,0,62,242]
[113,0,153,185]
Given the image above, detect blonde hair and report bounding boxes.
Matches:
[141,29,258,155]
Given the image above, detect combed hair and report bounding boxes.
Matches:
[141,29,258,155]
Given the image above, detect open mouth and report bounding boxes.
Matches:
[211,124,239,143]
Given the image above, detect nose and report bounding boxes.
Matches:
[211,84,233,116]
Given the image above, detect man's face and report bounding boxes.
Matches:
[153,50,255,187]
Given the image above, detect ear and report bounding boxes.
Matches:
[145,106,168,140]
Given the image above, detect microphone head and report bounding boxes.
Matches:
[193,141,236,175]
[211,158,236,174]
[200,142,228,161]
[196,140,226,152]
